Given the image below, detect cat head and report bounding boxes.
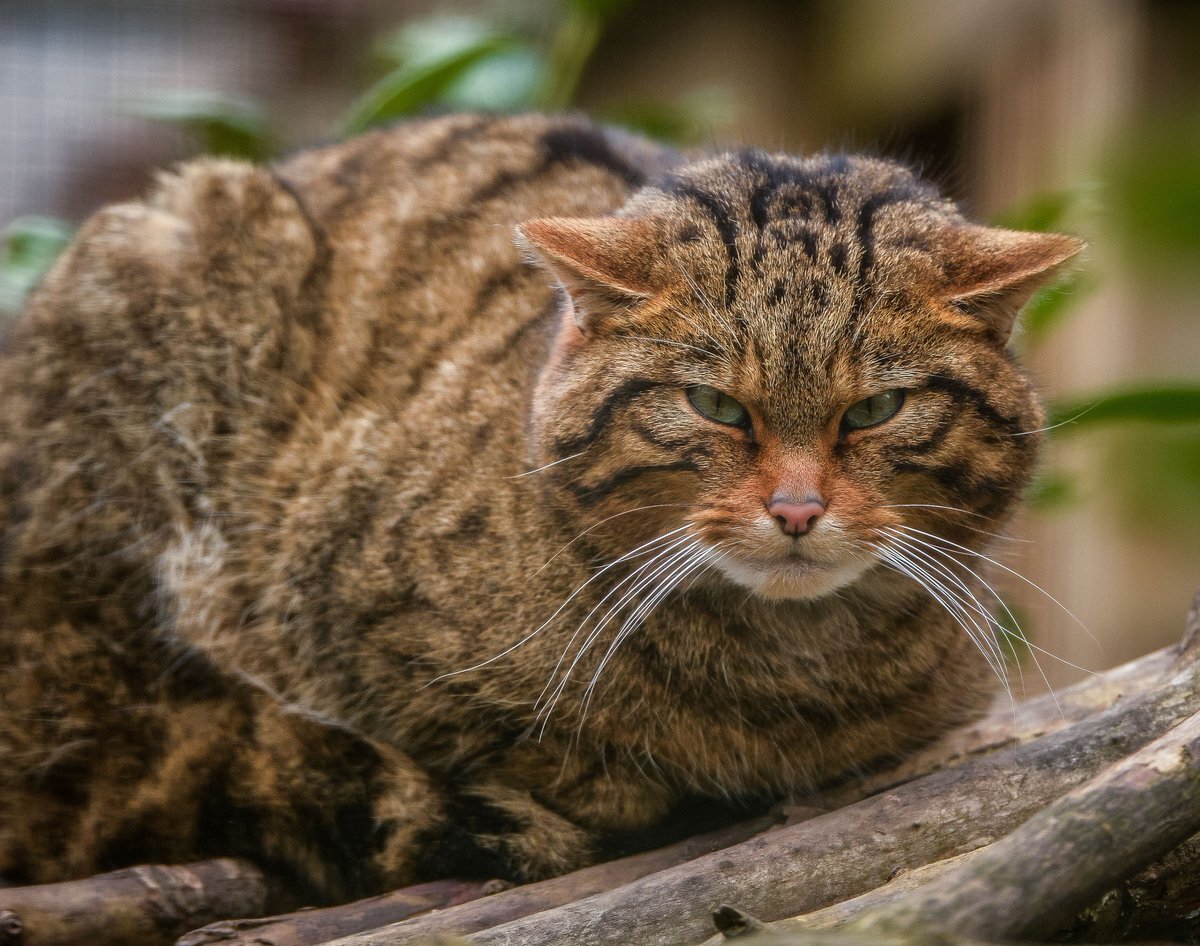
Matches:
[519,152,1082,602]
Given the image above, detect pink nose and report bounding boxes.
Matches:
[768,498,825,537]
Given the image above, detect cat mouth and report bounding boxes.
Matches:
[714,550,870,601]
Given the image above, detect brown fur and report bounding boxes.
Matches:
[0,114,1080,900]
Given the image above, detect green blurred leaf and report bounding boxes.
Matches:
[607,88,736,145]
[563,0,635,17]
[1048,384,1200,433]
[340,35,516,135]
[1025,470,1077,512]
[442,48,546,112]
[1107,427,1200,537]
[0,216,74,317]
[1018,268,1099,345]
[125,90,275,160]
[992,190,1075,233]
[1106,119,1200,272]
[375,15,504,71]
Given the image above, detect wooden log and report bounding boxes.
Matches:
[845,707,1200,942]
[0,859,267,946]
[318,654,1200,946]
[176,879,503,946]
[828,643,1178,807]
[243,815,781,946]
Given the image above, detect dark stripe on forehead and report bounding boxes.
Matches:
[571,458,700,507]
[854,190,908,285]
[672,183,740,308]
[553,377,661,458]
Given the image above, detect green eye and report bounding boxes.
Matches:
[686,385,750,427]
[842,389,905,431]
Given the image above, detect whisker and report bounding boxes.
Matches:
[890,524,1094,645]
[875,542,1012,700]
[579,542,715,723]
[534,535,701,730]
[882,532,1030,698]
[429,525,692,685]
[531,503,694,577]
[1011,402,1103,437]
[886,527,1093,680]
[506,451,587,479]
[879,503,1029,543]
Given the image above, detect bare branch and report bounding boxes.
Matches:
[0,860,266,946]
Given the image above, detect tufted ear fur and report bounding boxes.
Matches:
[937,226,1084,340]
[517,216,667,333]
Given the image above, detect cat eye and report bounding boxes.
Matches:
[841,389,905,432]
[686,385,750,428]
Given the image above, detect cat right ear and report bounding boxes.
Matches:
[938,226,1085,340]
[517,216,664,333]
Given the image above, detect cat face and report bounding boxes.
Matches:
[522,153,1081,602]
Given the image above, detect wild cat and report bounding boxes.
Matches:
[0,113,1079,903]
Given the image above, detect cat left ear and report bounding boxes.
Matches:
[939,226,1085,340]
[517,216,665,332]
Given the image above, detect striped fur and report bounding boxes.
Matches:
[0,115,1079,899]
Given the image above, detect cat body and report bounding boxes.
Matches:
[0,114,1078,901]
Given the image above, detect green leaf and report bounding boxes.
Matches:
[0,216,74,317]
[1106,119,1200,272]
[1018,267,1098,344]
[1047,384,1200,434]
[606,88,737,145]
[125,90,275,160]
[340,36,515,135]
[374,16,504,71]
[992,190,1075,233]
[442,48,546,112]
[1025,471,1077,512]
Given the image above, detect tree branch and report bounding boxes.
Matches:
[0,860,267,946]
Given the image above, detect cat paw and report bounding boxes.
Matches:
[410,781,594,883]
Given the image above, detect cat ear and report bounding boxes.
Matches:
[938,226,1084,339]
[517,216,665,331]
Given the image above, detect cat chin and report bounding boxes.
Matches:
[715,556,870,602]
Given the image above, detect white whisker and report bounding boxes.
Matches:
[428,525,692,686]
[506,451,586,478]
[534,534,701,730]
[891,524,1094,646]
[875,542,1012,704]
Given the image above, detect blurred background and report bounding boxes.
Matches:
[1,0,1197,691]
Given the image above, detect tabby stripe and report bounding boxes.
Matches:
[570,458,699,507]
[893,459,1016,514]
[632,421,709,452]
[553,377,661,458]
[924,375,1022,435]
[854,190,910,285]
[539,126,647,188]
[410,116,498,172]
[749,182,772,232]
[887,408,960,458]
[673,183,740,307]
[845,189,915,331]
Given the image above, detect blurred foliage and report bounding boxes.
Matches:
[0,216,73,318]
[998,188,1200,525]
[339,3,721,141]
[1048,385,1200,432]
[124,90,277,161]
[1104,118,1200,278]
